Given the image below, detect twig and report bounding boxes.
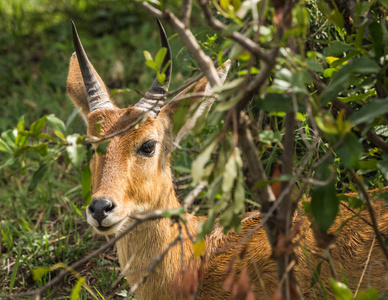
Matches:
[349,169,388,261]
[127,235,181,298]
[278,110,296,300]
[140,2,221,88]
[196,0,271,63]
[181,0,193,28]
[182,181,207,210]
[354,235,376,298]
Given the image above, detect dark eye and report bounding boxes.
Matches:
[86,143,96,154]
[138,140,156,156]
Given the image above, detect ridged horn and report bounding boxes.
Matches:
[71,20,114,112]
[134,19,172,116]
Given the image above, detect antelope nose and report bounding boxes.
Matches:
[88,198,115,224]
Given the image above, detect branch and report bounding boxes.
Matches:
[277,111,297,300]
[182,181,207,210]
[237,111,276,208]
[349,169,388,262]
[128,235,181,297]
[140,2,221,87]
[181,0,193,28]
[196,0,271,64]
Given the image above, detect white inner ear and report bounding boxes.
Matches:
[174,60,231,146]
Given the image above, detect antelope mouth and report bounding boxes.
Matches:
[97,225,114,232]
[93,218,126,235]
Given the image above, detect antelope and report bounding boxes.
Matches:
[66,20,388,299]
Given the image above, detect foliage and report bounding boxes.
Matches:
[1,0,388,298]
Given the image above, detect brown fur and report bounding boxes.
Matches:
[67,55,388,299]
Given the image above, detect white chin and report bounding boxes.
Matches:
[93,219,125,235]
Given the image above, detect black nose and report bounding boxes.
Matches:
[88,198,115,224]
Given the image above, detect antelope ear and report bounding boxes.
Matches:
[67,53,111,121]
[159,60,231,142]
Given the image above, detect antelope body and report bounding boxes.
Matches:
[67,21,388,299]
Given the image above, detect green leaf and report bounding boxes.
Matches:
[70,277,85,300]
[291,70,311,94]
[30,116,47,136]
[219,206,242,233]
[32,267,51,281]
[323,68,337,78]
[81,163,92,205]
[157,72,166,85]
[30,144,48,156]
[337,194,363,209]
[172,98,191,135]
[222,152,237,194]
[96,141,110,155]
[0,139,12,153]
[350,98,388,125]
[54,130,66,140]
[173,165,191,173]
[329,278,354,300]
[258,94,293,112]
[220,0,230,10]
[310,260,324,288]
[155,47,167,71]
[369,21,384,59]
[337,133,362,169]
[29,163,50,191]
[322,58,380,104]
[380,0,388,9]
[161,207,185,218]
[46,114,66,134]
[197,211,216,240]
[311,162,338,232]
[94,119,104,134]
[350,57,380,74]
[356,288,379,300]
[317,0,344,28]
[66,135,86,167]
[323,41,355,56]
[143,50,153,61]
[306,58,323,72]
[378,159,388,181]
[15,116,28,148]
[1,130,16,149]
[145,60,158,72]
[192,139,218,184]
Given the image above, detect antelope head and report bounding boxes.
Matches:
[67,21,229,236]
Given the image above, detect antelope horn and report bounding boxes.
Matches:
[134,19,172,116]
[71,20,114,112]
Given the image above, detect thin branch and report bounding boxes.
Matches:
[140,2,221,87]
[237,111,276,209]
[181,0,193,28]
[182,181,207,210]
[127,235,181,298]
[278,110,296,300]
[196,0,271,63]
[349,169,388,261]
[354,235,376,298]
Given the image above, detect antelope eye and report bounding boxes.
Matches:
[86,143,96,154]
[138,140,156,156]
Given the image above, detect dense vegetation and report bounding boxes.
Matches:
[1,0,387,299]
